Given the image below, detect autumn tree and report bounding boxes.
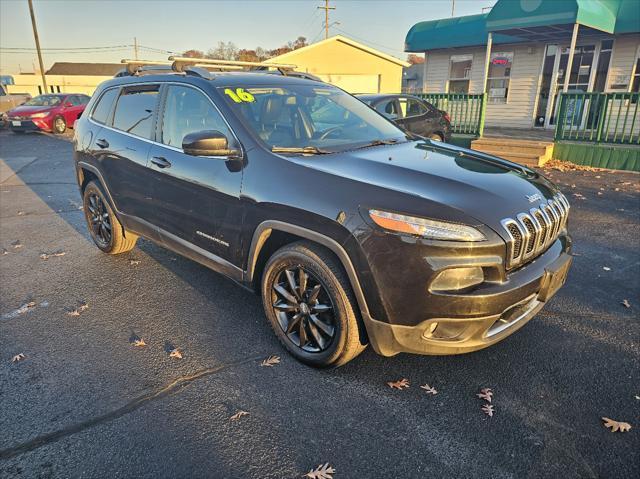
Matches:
[182,49,205,58]
[407,54,425,65]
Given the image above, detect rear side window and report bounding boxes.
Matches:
[91,88,118,125]
[112,86,159,139]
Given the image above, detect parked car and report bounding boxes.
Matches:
[0,84,31,128]
[73,67,571,367]
[6,93,90,134]
[357,94,452,142]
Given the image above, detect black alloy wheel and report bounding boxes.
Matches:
[86,192,112,247]
[271,266,336,352]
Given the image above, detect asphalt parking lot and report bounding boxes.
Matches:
[1,129,639,478]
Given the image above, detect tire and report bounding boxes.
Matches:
[53,115,66,134]
[429,133,444,141]
[261,241,367,368]
[82,181,138,254]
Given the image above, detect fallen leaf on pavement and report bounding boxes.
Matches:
[635,395,640,400]
[261,355,280,367]
[420,384,438,395]
[11,240,22,249]
[39,251,66,260]
[481,404,495,417]
[229,410,249,421]
[1,248,7,255]
[17,211,24,216]
[129,259,141,265]
[304,463,336,479]
[2,301,36,320]
[477,388,493,402]
[67,301,89,317]
[11,353,25,363]
[621,299,631,308]
[602,417,631,432]
[169,348,183,359]
[133,339,146,347]
[603,267,611,271]
[387,378,410,390]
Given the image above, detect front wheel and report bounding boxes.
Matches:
[82,181,138,254]
[261,241,367,367]
[53,115,66,134]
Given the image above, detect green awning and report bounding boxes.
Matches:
[405,0,639,52]
[404,14,523,52]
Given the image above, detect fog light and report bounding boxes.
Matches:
[430,267,484,292]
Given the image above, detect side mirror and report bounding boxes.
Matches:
[182,130,239,157]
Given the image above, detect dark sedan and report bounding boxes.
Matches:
[357,94,452,142]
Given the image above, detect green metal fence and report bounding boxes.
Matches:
[414,93,486,136]
[554,92,640,145]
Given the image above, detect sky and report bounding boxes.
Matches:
[0,0,495,74]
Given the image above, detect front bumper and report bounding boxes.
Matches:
[7,118,51,132]
[363,240,572,357]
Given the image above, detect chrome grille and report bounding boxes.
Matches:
[501,193,569,269]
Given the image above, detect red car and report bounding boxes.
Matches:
[6,93,90,134]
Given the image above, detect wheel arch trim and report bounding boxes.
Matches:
[245,220,372,321]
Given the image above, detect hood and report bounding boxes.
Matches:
[295,140,562,234]
[8,105,54,116]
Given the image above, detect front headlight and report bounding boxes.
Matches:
[369,209,486,241]
[31,112,49,118]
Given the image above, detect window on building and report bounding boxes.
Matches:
[487,52,513,103]
[632,54,640,93]
[112,86,159,139]
[448,55,472,94]
[593,39,613,92]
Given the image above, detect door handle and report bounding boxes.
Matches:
[151,156,171,168]
[96,138,109,149]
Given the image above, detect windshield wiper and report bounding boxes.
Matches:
[353,139,400,150]
[271,146,330,155]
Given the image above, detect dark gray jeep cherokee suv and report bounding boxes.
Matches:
[73,59,572,367]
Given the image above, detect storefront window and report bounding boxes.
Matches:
[593,39,613,92]
[448,54,472,93]
[487,52,513,103]
[632,56,640,93]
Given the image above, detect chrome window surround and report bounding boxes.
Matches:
[501,193,569,269]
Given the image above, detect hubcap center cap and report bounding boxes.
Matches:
[299,303,310,315]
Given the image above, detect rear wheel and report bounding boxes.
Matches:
[82,181,138,254]
[261,241,366,367]
[53,115,66,134]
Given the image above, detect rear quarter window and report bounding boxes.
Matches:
[91,88,118,125]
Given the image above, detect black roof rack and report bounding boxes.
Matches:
[116,57,298,79]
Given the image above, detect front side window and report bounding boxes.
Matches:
[399,98,428,118]
[487,52,513,103]
[448,55,472,94]
[161,85,234,148]
[219,85,407,152]
[112,86,159,139]
[91,88,118,125]
[24,95,62,106]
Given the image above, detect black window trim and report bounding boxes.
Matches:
[89,86,120,126]
[88,81,243,158]
[111,83,161,141]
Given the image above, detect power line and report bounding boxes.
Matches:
[332,26,406,55]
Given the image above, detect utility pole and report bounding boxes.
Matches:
[134,37,139,60]
[451,0,455,17]
[317,0,336,40]
[27,0,47,92]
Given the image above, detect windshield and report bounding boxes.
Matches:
[218,84,409,152]
[24,95,62,107]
